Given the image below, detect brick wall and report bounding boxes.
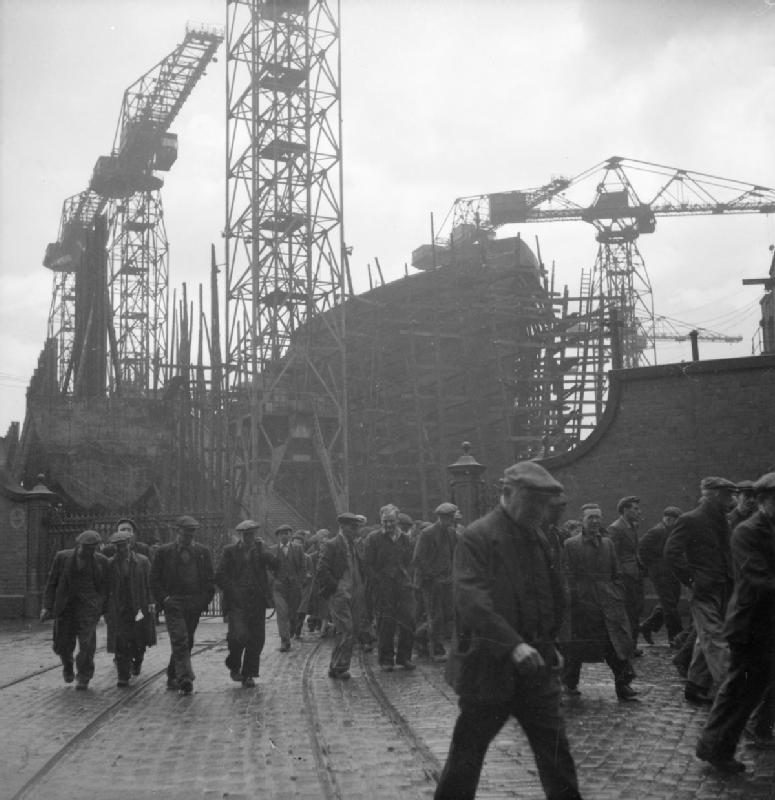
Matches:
[539,355,775,529]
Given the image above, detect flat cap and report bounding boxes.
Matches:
[235,519,260,532]
[663,506,682,518]
[75,529,102,545]
[108,530,132,544]
[116,517,137,531]
[397,512,414,526]
[337,512,361,525]
[274,524,293,534]
[700,476,737,492]
[753,472,775,494]
[616,495,640,514]
[581,502,602,513]
[435,502,458,516]
[502,462,563,494]
[735,480,755,492]
[175,515,200,529]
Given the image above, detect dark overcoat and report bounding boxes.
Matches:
[317,533,363,600]
[215,540,278,613]
[105,552,156,652]
[445,505,566,704]
[723,510,775,646]
[412,521,456,586]
[561,531,633,661]
[43,548,110,654]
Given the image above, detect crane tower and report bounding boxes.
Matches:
[224,0,346,523]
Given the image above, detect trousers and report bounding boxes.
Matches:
[225,605,267,678]
[164,597,202,683]
[434,671,582,800]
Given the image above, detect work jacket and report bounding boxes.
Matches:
[316,532,363,600]
[723,510,775,646]
[150,540,215,612]
[445,505,566,703]
[664,501,733,595]
[413,520,456,586]
[43,548,110,618]
[215,540,278,613]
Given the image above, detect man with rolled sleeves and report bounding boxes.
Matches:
[664,477,737,705]
[637,506,684,646]
[215,520,279,688]
[413,502,458,662]
[607,495,645,653]
[317,512,367,679]
[434,462,583,800]
[271,523,307,652]
[40,530,110,690]
[696,472,775,773]
[150,515,214,695]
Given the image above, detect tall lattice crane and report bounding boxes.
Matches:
[44,24,223,396]
[419,157,775,454]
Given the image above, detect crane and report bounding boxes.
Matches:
[414,157,775,456]
[433,156,775,369]
[43,24,223,396]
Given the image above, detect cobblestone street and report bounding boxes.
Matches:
[1,618,773,800]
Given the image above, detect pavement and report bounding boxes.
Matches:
[0,617,773,800]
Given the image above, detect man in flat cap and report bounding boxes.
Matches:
[664,477,737,705]
[696,472,775,772]
[215,520,279,687]
[365,504,417,671]
[271,523,307,652]
[116,518,152,559]
[316,512,368,679]
[607,495,645,654]
[434,462,583,800]
[40,530,110,689]
[637,506,684,647]
[413,502,459,662]
[150,516,214,694]
[728,480,757,530]
[561,503,638,701]
[105,530,156,687]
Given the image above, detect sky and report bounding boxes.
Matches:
[1,0,774,432]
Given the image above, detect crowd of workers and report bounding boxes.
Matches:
[39,462,775,799]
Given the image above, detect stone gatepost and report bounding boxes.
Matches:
[447,442,487,525]
[24,476,57,618]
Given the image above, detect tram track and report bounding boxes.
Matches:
[10,636,226,800]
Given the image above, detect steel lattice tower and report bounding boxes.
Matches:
[224,0,347,522]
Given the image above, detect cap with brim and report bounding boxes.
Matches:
[501,462,564,494]
[397,513,413,525]
[663,506,682,518]
[700,477,737,491]
[76,530,102,545]
[735,480,755,493]
[435,502,458,516]
[236,519,260,532]
[616,495,640,513]
[116,517,137,532]
[109,531,132,544]
[753,472,775,494]
[175,515,200,529]
[274,524,293,534]
[337,512,361,525]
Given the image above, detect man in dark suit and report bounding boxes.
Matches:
[434,462,582,800]
[413,502,458,662]
[607,495,644,653]
[271,523,307,652]
[150,515,214,695]
[105,529,156,686]
[664,476,737,705]
[40,529,110,690]
[696,472,775,773]
[215,520,279,688]
[317,512,367,679]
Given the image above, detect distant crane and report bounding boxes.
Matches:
[438,156,775,367]
[418,157,775,455]
[44,24,222,396]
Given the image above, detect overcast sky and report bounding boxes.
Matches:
[1,0,774,432]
